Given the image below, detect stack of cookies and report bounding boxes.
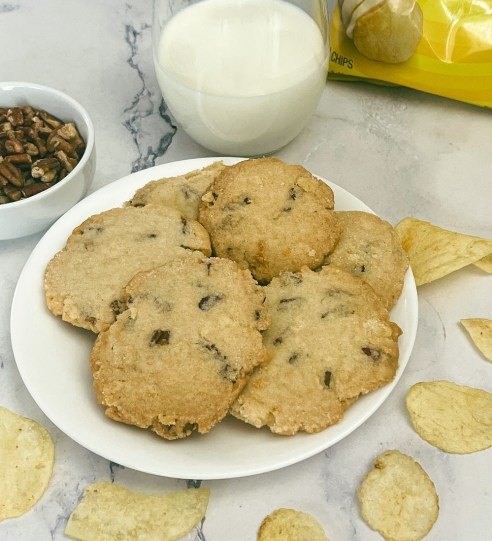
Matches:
[44,158,408,439]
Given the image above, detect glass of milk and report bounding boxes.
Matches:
[152,0,329,156]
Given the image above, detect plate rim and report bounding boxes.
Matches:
[10,156,418,479]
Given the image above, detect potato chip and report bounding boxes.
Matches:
[406,381,492,454]
[395,218,492,286]
[461,319,492,362]
[0,406,54,521]
[257,508,329,541]
[474,254,492,273]
[65,482,209,541]
[358,450,438,541]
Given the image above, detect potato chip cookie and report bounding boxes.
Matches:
[406,381,492,454]
[324,211,408,309]
[90,256,270,439]
[45,205,211,333]
[258,508,329,541]
[344,0,423,64]
[0,406,54,521]
[199,158,340,282]
[359,450,439,541]
[231,266,401,435]
[128,161,225,220]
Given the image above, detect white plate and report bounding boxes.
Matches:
[11,157,418,480]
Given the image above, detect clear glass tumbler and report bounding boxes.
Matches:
[152,0,329,156]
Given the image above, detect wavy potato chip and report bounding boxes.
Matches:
[258,508,329,541]
[461,319,492,362]
[65,483,209,541]
[0,406,54,521]
[407,381,492,454]
[395,218,492,286]
[358,450,439,541]
[474,254,492,273]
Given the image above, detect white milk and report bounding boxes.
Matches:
[154,0,327,156]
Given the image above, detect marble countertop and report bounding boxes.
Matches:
[1,1,491,540]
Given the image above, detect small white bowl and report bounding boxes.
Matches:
[0,82,95,240]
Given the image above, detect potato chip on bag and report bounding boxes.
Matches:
[395,218,492,285]
[0,406,54,521]
[358,450,439,541]
[257,508,329,541]
[461,319,492,362]
[407,381,492,454]
[65,482,209,541]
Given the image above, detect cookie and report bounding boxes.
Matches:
[199,158,340,282]
[257,508,329,541]
[349,0,423,64]
[45,205,211,333]
[90,256,270,439]
[231,266,401,435]
[324,211,408,309]
[128,161,225,220]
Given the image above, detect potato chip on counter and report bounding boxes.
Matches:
[395,218,492,286]
[406,381,492,454]
[65,482,209,541]
[474,254,492,273]
[0,406,54,521]
[461,319,492,362]
[358,450,439,541]
[257,508,329,541]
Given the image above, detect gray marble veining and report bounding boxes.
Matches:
[1,1,491,540]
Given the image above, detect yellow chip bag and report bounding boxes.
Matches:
[0,406,54,521]
[395,217,492,286]
[329,0,492,108]
[406,381,492,454]
[65,483,210,541]
[461,318,492,362]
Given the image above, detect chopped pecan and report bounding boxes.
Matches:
[32,157,60,182]
[3,185,22,201]
[23,142,39,156]
[5,153,32,169]
[21,182,53,198]
[22,106,35,124]
[0,122,12,138]
[361,347,381,361]
[198,294,224,311]
[26,127,47,156]
[4,137,24,155]
[0,160,23,187]
[55,150,77,172]
[37,111,62,129]
[57,122,85,154]
[47,133,77,158]
[7,107,23,127]
[149,329,171,346]
[0,105,85,203]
